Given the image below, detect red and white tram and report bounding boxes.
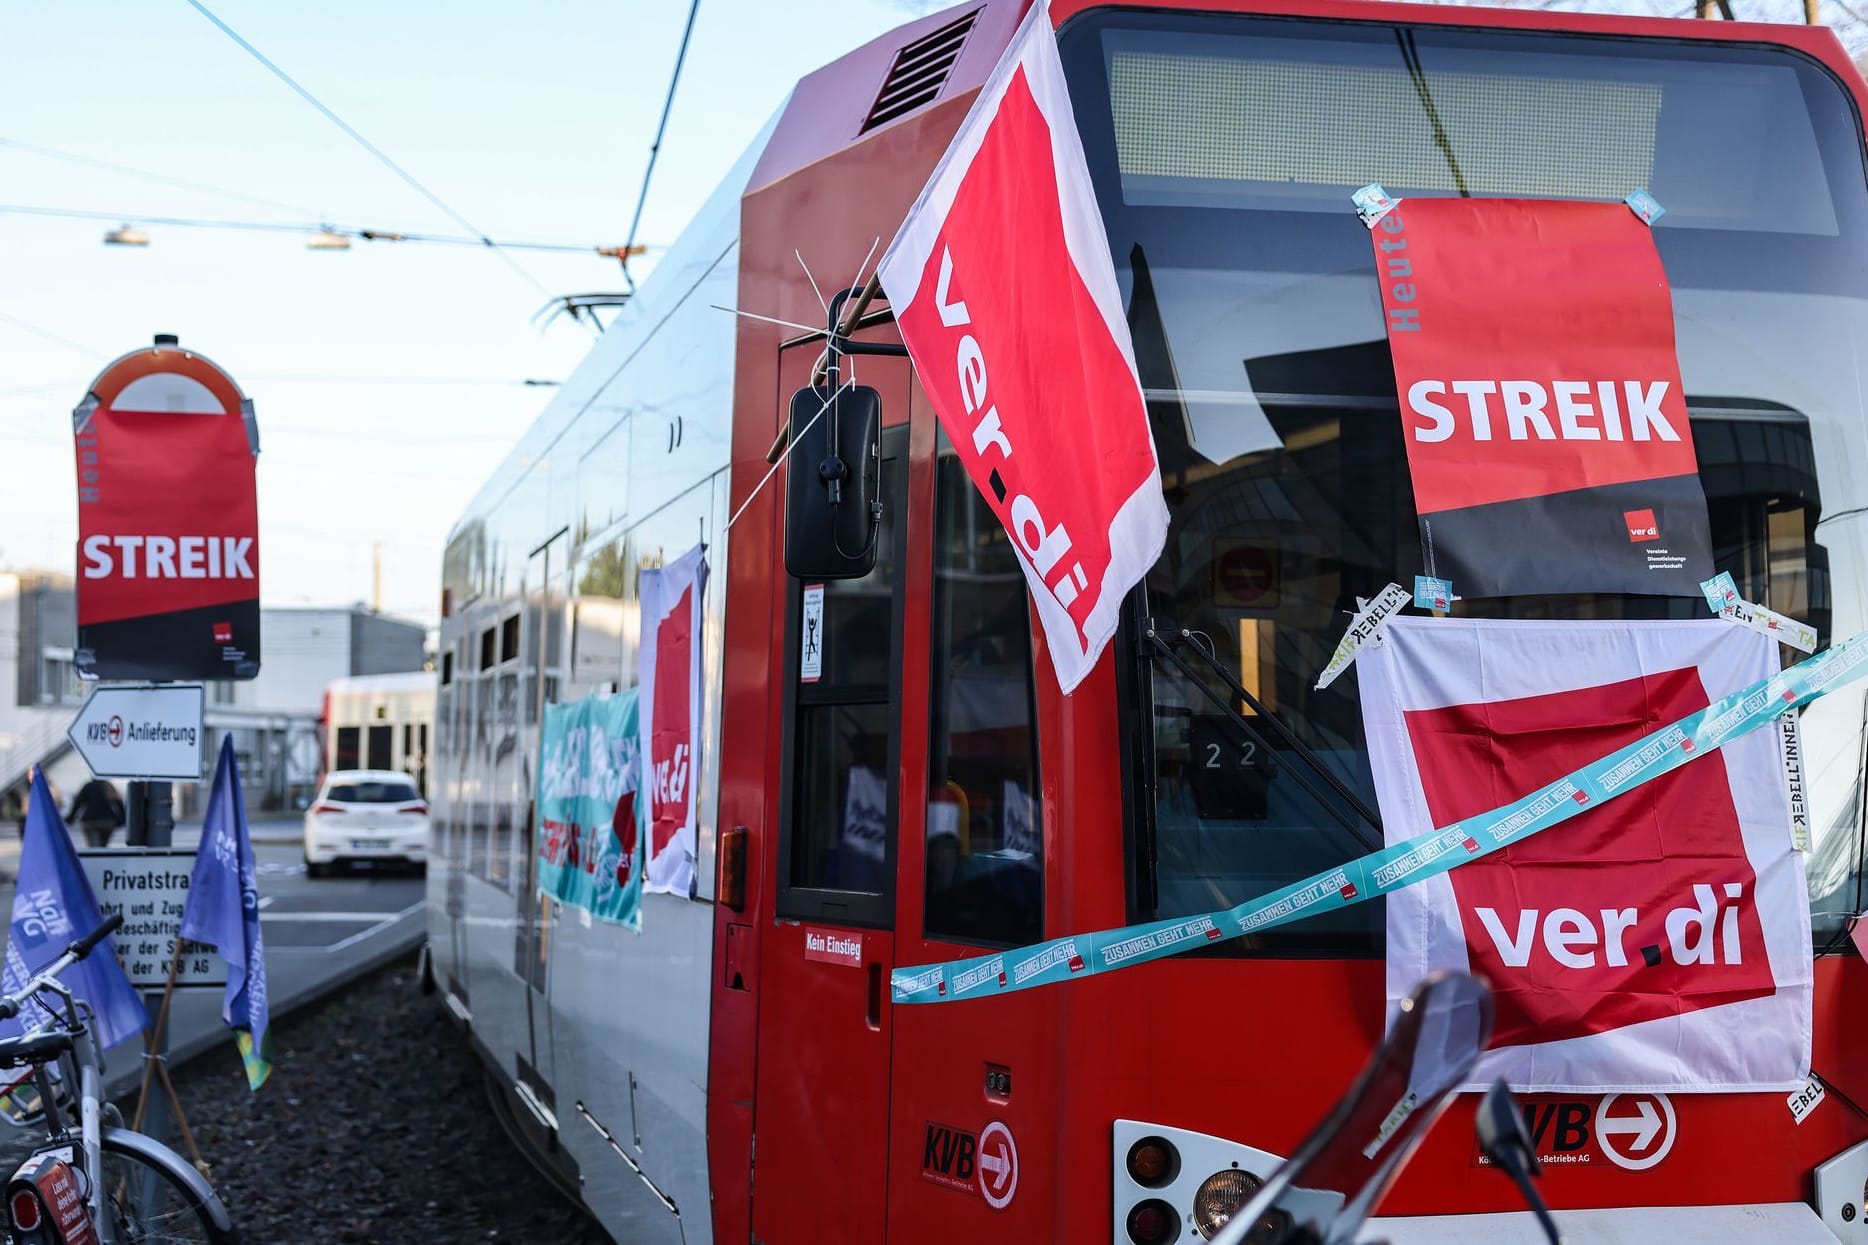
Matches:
[430,2,1868,1240]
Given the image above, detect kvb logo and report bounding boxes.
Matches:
[1595,1093,1676,1170]
[1470,1093,1677,1170]
[921,1121,979,1194]
[1405,666,1774,1047]
[921,1119,1018,1210]
[977,1121,1018,1210]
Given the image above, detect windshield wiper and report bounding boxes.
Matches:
[1143,619,1383,854]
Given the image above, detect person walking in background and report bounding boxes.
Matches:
[16,766,60,840]
[65,777,123,849]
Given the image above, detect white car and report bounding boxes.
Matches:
[303,769,429,877]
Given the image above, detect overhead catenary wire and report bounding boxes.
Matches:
[0,137,323,218]
[0,203,636,256]
[179,0,570,312]
[0,311,107,360]
[618,0,703,294]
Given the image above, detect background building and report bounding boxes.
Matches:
[0,570,429,821]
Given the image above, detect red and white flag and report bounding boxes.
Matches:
[878,0,1167,694]
[638,543,708,897]
[1360,618,1810,1092]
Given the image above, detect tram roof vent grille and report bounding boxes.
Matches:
[860,8,981,134]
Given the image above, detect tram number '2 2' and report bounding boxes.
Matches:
[922,1122,981,1196]
[1206,741,1258,768]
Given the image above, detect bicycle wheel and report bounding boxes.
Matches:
[96,1126,237,1245]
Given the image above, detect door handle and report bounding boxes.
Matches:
[866,963,882,1031]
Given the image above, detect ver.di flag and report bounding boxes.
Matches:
[1,770,146,1050]
[537,689,645,930]
[180,737,271,1090]
[639,543,707,897]
[1370,199,1713,598]
[877,0,1167,694]
[1359,618,1809,1092]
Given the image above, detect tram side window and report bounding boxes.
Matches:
[335,727,360,772]
[926,432,1043,947]
[780,431,906,925]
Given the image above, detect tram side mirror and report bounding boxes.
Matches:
[784,383,881,580]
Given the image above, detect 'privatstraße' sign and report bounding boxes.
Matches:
[77,850,225,990]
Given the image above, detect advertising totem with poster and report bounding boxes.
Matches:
[72,336,261,681]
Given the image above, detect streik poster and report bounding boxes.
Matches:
[537,689,644,931]
[1371,199,1713,598]
[1359,617,1810,1092]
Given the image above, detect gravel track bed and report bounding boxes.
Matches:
[158,956,610,1243]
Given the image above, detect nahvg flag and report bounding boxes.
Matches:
[538,690,645,930]
[1372,200,1712,598]
[1,772,146,1051]
[180,737,271,1090]
[639,543,707,897]
[1360,618,1810,1091]
[73,342,261,681]
[877,0,1168,694]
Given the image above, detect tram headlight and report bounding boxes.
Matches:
[1125,1198,1180,1244]
[1192,1167,1264,1239]
[1125,1135,1180,1187]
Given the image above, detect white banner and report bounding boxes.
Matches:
[638,543,708,897]
[1359,617,1810,1092]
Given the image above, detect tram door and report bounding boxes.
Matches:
[516,529,567,1104]
[751,351,915,1244]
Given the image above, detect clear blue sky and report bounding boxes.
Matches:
[0,0,940,624]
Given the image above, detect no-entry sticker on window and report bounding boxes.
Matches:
[1370,198,1713,598]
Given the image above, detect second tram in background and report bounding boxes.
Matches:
[320,671,434,796]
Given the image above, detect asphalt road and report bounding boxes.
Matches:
[0,819,427,1097]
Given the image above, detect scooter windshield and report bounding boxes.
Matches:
[1218,972,1494,1245]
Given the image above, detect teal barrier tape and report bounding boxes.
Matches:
[893,629,1868,1003]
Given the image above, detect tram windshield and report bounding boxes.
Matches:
[1060,11,1868,952]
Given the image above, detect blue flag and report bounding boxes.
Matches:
[179,737,270,1090]
[2,771,147,1050]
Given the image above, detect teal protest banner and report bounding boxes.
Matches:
[537,690,644,931]
[894,628,1868,1004]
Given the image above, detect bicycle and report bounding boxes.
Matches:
[0,912,236,1244]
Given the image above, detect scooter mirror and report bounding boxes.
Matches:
[1212,972,1494,1245]
[1475,1079,1535,1174]
[1475,1079,1564,1245]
